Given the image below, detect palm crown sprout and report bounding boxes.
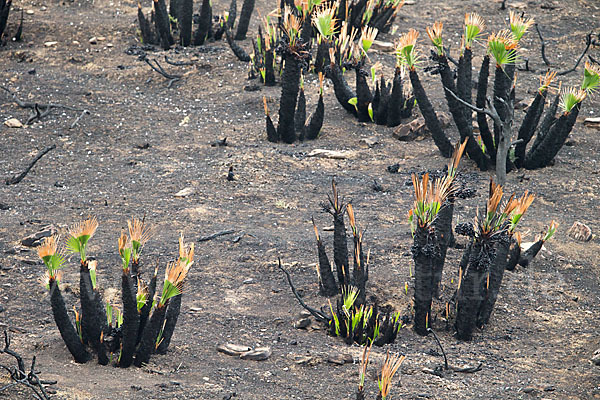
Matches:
[159,259,192,306]
[464,13,485,49]
[118,231,132,271]
[538,70,557,94]
[38,235,66,283]
[582,61,600,93]
[312,3,337,42]
[128,217,153,263]
[487,30,518,68]
[559,87,586,114]
[509,11,534,42]
[408,173,453,233]
[395,29,419,70]
[426,21,444,56]
[67,217,98,263]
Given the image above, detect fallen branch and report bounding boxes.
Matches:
[5,145,56,185]
[278,258,329,322]
[0,331,55,400]
[534,24,551,67]
[534,26,595,75]
[69,109,90,129]
[164,55,194,66]
[426,328,483,375]
[197,229,236,242]
[141,56,181,88]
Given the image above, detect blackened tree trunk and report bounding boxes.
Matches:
[528,91,560,157]
[477,235,510,327]
[134,305,168,367]
[227,0,237,29]
[333,211,349,287]
[457,49,473,121]
[178,0,193,46]
[155,292,182,354]
[264,49,276,86]
[138,271,157,344]
[455,241,488,341]
[374,77,390,125]
[0,0,11,40]
[234,0,254,40]
[476,56,495,160]
[295,88,306,139]
[523,103,581,170]
[225,29,251,62]
[518,240,544,267]
[119,273,139,368]
[432,199,454,298]
[316,234,338,296]
[514,90,546,168]
[153,0,174,50]
[305,93,324,140]
[492,64,513,158]
[138,5,157,45]
[412,227,435,336]
[436,54,489,170]
[49,280,90,363]
[277,53,301,143]
[409,68,453,158]
[387,67,407,127]
[314,40,329,74]
[356,68,373,122]
[326,63,357,116]
[194,0,212,45]
[505,235,521,271]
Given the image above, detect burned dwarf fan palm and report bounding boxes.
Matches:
[454,182,536,340]
[408,173,453,336]
[0,0,12,41]
[263,7,324,143]
[38,217,193,368]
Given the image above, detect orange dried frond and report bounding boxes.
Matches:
[509,11,534,38]
[263,96,269,115]
[487,182,503,215]
[539,70,557,93]
[38,235,59,259]
[488,29,518,51]
[312,218,320,241]
[448,139,468,179]
[69,217,98,239]
[426,21,443,43]
[165,259,191,292]
[398,28,419,49]
[118,231,128,253]
[514,191,535,215]
[128,217,153,245]
[347,203,357,231]
[465,12,485,32]
[178,234,195,263]
[514,231,522,245]
[379,352,406,398]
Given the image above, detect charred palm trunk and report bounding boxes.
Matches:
[134,304,168,367]
[514,91,546,168]
[492,64,513,159]
[138,269,157,344]
[455,240,488,341]
[194,0,212,46]
[156,291,182,354]
[374,76,390,125]
[505,236,521,271]
[226,29,251,62]
[153,0,174,50]
[49,279,90,364]
[305,91,324,140]
[316,232,338,297]
[518,240,544,268]
[356,67,373,122]
[409,68,453,158]
[138,5,157,45]
[411,227,435,336]
[264,49,276,86]
[477,234,510,327]
[277,53,301,143]
[436,54,489,170]
[295,87,306,139]
[79,261,107,364]
[326,63,357,116]
[0,0,11,40]
[315,40,329,74]
[387,67,409,126]
[234,0,254,40]
[476,55,495,160]
[352,240,367,307]
[527,91,560,157]
[119,272,139,368]
[456,49,473,121]
[178,0,193,46]
[227,0,237,29]
[523,103,581,170]
[432,198,454,298]
[333,212,349,287]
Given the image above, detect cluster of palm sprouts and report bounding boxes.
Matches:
[394,12,598,183]
[38,217,192,367]
[356,344,405,400]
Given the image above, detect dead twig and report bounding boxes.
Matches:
[534,24,551,67]
[141,56,181,87]
[0,331,55,400]
[69,109,91,129]
[164,55,194,66]
[534,26,595,75]
[6,145,56,185]
[197,230,236,242]
[278,258,329,322]
[425,328,483,375]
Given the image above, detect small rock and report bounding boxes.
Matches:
[0,203,9,210]
[4,118,23,128]
[371,40,394,52]
[591,349,600,365]
[299,310,311,317]
[359,137,378,148]
[26,9,34,15]
[174,187,195,198]
[242,278,254,284]
[293,317,311,329]
[217,343,251,356]
[295,355,312,365]
[523,387,535,393]
[567,221,592,242]
[327,353,353,365]
[89,37,98,44]
[106,43,114,48]
[21,225,57,247]
[584,117,600,127]
[543,386,555,392]
[40,6,47,11]
[307,149,356,159]
[240,347,271,361]
[44,41,58,47]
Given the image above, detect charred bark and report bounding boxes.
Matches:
[119,272,139,368]
[234,0,254,40]
[134,305,168,367]
[326,63,357,116]
[277,53,301,143]
[412,227,435,336]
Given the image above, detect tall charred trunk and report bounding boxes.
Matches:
[277,53,301,143]
[386,67,406,127]
[505,236,521,271]
[134,304,168,367]
[518,240,544,268]
[333,212,349,287]
[234,0,254,40]
[138,270,157,344]
[119,272,139,368]
[194,0,212,46]
[178,0,193,46]
[432,198,454,298]
[49,279,90,364]
[476,55,495,160]
[356,67,373,122]
[412,227,435,336]
[477,235,510,327]
[305,93,324,140]
[264,49,276,86]
[316,236,338,296]
[455,241,488,341]
[527,91,560,157]
[409,68,453,158]
[153,0,174,50]
[155,291,182,354]
[326,63,357,116]
[295,87,306,139]
[514,91,546,168]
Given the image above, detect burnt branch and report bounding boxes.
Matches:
[534,26,594,75]
[535,24,551,67]
[164,55,194,66]
[5,144,56,185]
[278,258,329,322]
[141,56,182,87]
[197,229,236,242]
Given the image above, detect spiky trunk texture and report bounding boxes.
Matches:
[49,280,90,363]
[477,235,510,327]
[476,55,495,160]
[505,236,521,271]
[356,67,373,122]
[295,88,306,139]
[326,63,357,115]
[134,304,168,367]
[119,272,139,368]
[492,64,513,158]
[305,93,324,140]
[523,103,581,169]
[333,211,349,287]
[316,237,338,296]
[432,198,454,298]
[514,90,546,168]
[527,91,560,157]
[138,271,157,344]
[153,0,174,50]
[234,0,254,40]
[264,49,276,86]
[138,6,157,45]
[277,53,301,143]
[409,68,453,158]
[156,292,182,354]
[412,227,435,336]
